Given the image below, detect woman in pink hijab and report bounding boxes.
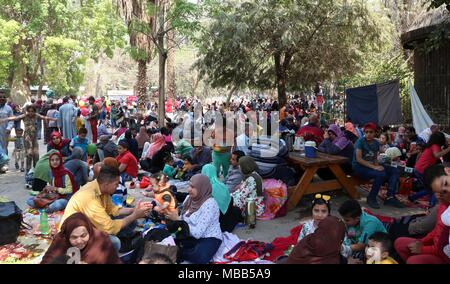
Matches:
[147,133,166,159]
[140,133,170,173]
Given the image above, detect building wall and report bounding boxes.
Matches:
[413,41,450,132]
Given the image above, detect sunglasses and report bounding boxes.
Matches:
[314,194,331,203]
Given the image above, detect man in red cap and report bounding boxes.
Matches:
[352,122,403,209]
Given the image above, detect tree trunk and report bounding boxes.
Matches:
[274,53,287,109]
[225,85,238,108]
[191,73,199,97]
[166,29,176,100]
[36,59,45,99]
[95,73,101,98]
[95,55,103,98]
[157,2,166,125]
[10,44,31,105]
[136,59,148,114]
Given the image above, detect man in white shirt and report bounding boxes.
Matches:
[235,123,254,155]
[419,124,439,143]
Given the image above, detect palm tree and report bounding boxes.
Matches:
[117,0,155,113]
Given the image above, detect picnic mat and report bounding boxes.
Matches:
[0,209,62,264]
[359,183,430,209]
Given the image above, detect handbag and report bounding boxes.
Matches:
[142,241,178,263]
[33,192,61,209]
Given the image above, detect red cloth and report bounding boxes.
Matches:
[166,97,173,113]
[363,208,395,224]
[420,203,450,259]
[264,224,303,262]
[117,150,138,178]
[89,119,98,143]
[415,144,442,174]
[49,152,78,192]
[395,237,448,264]
[115,127,127,137]
[296,125,324,145]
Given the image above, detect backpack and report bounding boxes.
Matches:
[0,202,24,246]
[223,240,273,262]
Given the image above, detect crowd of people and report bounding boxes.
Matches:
[0,89,449,265]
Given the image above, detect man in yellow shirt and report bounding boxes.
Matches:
[60,165,151,252]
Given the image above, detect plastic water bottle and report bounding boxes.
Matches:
[245,198,256,229]
[39,209,49,235]
[299,137,305,154]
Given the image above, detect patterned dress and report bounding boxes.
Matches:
[22,115,40,172]
[231,176,265,217]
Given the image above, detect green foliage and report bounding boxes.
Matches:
[71,0,127,59]
[0,19,20,84]
[42,36,86,95]
[166,0,201,40]
[338,3,413,122]
[195,0,382,100]
[0,0,126,97]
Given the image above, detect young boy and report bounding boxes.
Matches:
[75,109,84,133]
[353,122,402,209]
[148,173,177,216]
[338,200,387,256]
[13,128,25,171]
[163,155,177,179]
[70,127,90,160]
[366,232,398,264]
[175,156,198,181]
[224,150,245,193]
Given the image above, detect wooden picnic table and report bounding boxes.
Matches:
[286,151,360,210]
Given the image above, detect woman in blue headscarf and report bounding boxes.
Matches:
[201,164,242,232]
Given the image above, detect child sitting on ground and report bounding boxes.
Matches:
[163,155,177,179]
[13,128,25,172]
[292,194,352,259]
[144,173,177,217]
[139,253,174,264]
[70,127,90,160]
[365,232,398,264]
[338,200,387,260]
[175,156,198,181]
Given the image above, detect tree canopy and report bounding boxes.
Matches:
[0,0,125,103]
[194,0,382,107]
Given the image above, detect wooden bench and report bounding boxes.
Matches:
[286,152,360,210]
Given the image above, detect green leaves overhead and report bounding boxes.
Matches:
[42,36,85,95]
[195,0,382,103]
[0,0,126,97]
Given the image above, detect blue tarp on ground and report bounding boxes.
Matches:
[346,80,402,126]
